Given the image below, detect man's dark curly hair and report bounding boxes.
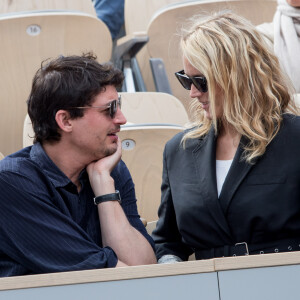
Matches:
[27,52,124,144]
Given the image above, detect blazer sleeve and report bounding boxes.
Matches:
[152,144,193,261]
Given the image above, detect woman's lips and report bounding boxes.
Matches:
[200,101,209,110]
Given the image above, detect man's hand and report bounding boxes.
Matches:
[87,138,122,196]
[87,138,122,175]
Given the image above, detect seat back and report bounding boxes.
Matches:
[119,125,183,222]
[121,92,189,126]
[0,0,96,16]
[123,0,192,93]
[294,94,300,108]
[0,11,112,155]
[124,0,191,35]
[146,220,157,236]
[23,114,34,148]
[146,0,277,113]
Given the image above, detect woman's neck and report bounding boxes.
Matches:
[216,122,241,160]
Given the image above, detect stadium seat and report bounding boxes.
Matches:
[124,0,194,35]
[0,11,112,156]
[146,0,277,113]
[145,220,157,236]
[23,114,34,148]
[114,0,191,93]
[116,0,276,115]
[118,125,184,222]
[294,94,300,108]
[0,0,96,16]
[121,92,189,126]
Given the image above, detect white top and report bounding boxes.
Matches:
[216,159,233,197]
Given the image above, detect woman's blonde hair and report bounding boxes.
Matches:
[181,11,299,163]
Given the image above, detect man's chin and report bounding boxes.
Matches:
[104,145,118,157]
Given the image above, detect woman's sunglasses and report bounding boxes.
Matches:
[68,95,121,119]
[175,70,208,93]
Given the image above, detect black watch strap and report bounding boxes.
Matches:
[94,190,121,205]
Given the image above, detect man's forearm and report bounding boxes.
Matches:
[87,146,156,266]
[97,201,156,266]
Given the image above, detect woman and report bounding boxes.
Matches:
[152,12,300,263]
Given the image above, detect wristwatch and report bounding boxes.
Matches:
[94,190,122,205]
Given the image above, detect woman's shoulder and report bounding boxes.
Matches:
[280,113,300,137]
[165,126,202,152]
[166,126,194,144]
[282,113,300,126]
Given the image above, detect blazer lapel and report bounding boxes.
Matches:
[192,127,233,242]
[219,136,254,214]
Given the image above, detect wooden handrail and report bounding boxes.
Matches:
[1,251,300,291]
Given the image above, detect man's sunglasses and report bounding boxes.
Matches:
[69,95,121,119]
[175,70,208,93]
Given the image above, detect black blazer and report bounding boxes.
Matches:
[152,114,300,260]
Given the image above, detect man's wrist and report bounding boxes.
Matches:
[94,190,121,205]
[92,175,115,196]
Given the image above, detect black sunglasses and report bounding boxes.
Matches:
[68,95,121,119]
[175,70,208,93]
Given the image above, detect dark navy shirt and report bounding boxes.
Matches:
[0,143,154,277]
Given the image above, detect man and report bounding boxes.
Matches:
[0,53,156,276]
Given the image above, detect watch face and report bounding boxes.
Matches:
[114,190,121,204]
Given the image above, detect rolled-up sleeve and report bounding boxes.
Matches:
[152,145,192,261]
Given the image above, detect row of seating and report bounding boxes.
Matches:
[0,0,279,224]
[0,0,96,16]
[0,1,193,223]
[0,0,278,156]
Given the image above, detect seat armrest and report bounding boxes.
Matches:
[113,32,149,69]
[150,58,172,94]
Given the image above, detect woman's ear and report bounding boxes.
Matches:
[55,110,73,133]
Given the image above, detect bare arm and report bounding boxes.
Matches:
[87,139,156,266]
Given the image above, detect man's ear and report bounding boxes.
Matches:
[55,110,73,133]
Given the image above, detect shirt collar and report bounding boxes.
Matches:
[29,142,72,188]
